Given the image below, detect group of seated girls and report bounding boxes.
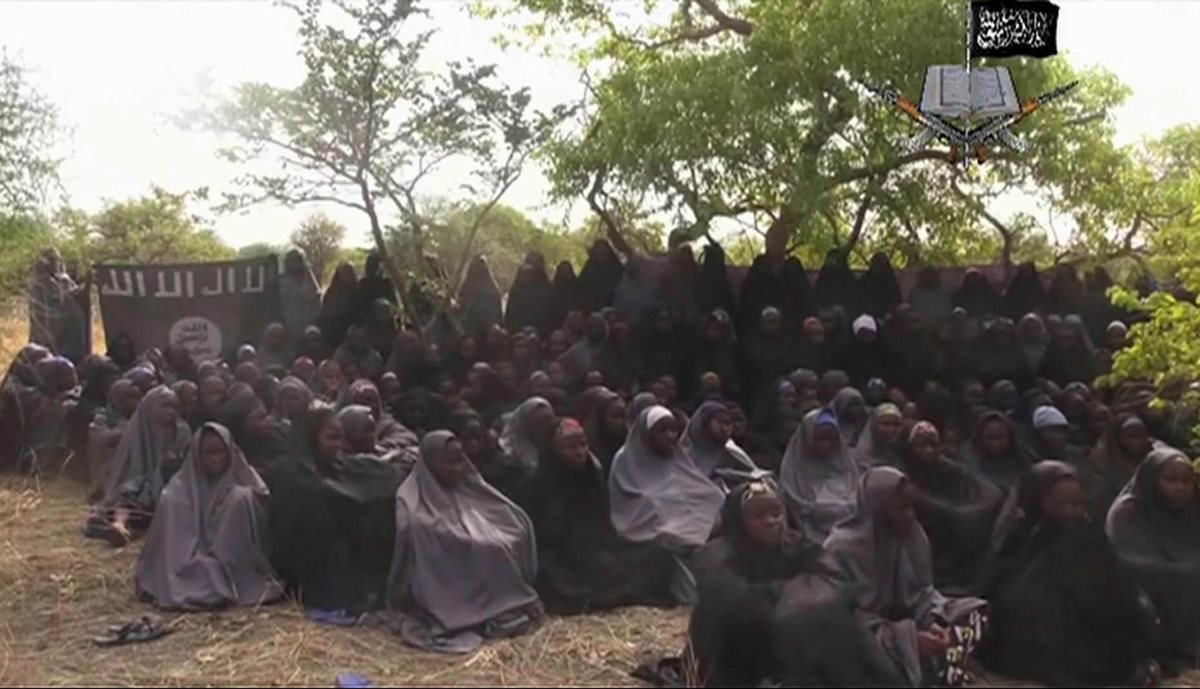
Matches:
[0,245,1196,687]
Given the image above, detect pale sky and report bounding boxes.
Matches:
[1,0,1198,249]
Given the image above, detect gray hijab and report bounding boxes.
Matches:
[823,467,948,686]
[780,408,861,544]
[499,396,551,469]
[101,385,192,511]
[1106,446,1200,564]
[679,401,757,477]
[135,423,283,610]
[832,387,868,448]
[608,406,724,549]
[387,431,540,653]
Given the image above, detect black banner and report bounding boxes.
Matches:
[971,1,1059,58]
[95,256,281,363]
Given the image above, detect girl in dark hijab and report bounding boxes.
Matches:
[961,410,1031,496]
[726,401,781,472]
[364,298,398,362]
[689,479,903,687]
[1037,314,1097,385]
[1106,447,1200,666]
[635,305,690,385]
[221,391,288,473]
[659,242,701,327]
[1047,265,1085,316]
[576,239,623,316]
[279,248,322,344]
[1003,262,1046,320]
[696,243,737,319]
[547,261,579,333]
[264,404,405,614]
[693,309,742,403]
[86,378,141,503]
[909,267,952,330]
[976,318,1034,390]
[331,325,383,382]
[952,268,1001,318]
[856,252,902,318]
[741,307,795,411]
[813,250,855,311]
[135,422,283,611]
[1088,412,1156,513]
[1083,266,1123,343]
[521,417,677,614]
[386,430,542,653]
[458,255,504,341]
[736,221,811,337]
[446,409,525,500]
[318,262,359,350]
[349,379,419,463]
[577,386,627,474]
[353,249,397,327]
[898,422,1003,594]
[824,467,988,687]
[980,461,1162,686]
[505,252,552,335]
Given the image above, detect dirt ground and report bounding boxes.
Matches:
[0,476,689,687]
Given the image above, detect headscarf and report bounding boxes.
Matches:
[608,406,724,549]
[779,408,861,544]
[100,385,192,512]
[505,253,552,335]
[831,388,868,448]
[272,376,312,423]
[388,430,540,652]
[499,397,552,470]
[853,403,903,469]
[134,423,283,610]
[856,252,902,317]
[279,248,322,341]
[679,401,756,477]
[823,467,962,687]
[458,255,504,340]
[547,261,579,332]
[628,392,659,423]
[318,262,358,348]
[909,267,952,329]
[1105,447,1200,564]
[963,410,1031,494]
[1032,405,1068,430]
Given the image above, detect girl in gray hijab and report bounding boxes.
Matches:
[609,406,725,551]
[279,248,322,343]
[825,467,987,686]
[679,401,759,481]
[387,430,542,654]
[86,385,192,546]
[832,387,869,449]
[780,408,861,544]
[499,396,555,470]
[135,423,283,610]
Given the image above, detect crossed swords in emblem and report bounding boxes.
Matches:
[858,79,1079,166]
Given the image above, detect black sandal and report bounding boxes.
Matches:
[93,616,173,648]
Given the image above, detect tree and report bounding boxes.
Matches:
[291,212,347,283]
[491,0,1141,268]
[197,0,563,323]
[59,188,234,267]
[0,53,62,213]
[389,201,586,293]
[1103,126,1200,444]
[237,242,285,260]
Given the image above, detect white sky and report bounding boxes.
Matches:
[1,0,1198,249]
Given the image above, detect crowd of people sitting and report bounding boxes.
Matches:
[2,227,1199,687]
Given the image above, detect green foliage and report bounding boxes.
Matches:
[493,0,1158,264]
[0,213,57,294]
[0,53,61,213]
[196,0,564,320]
[61,188,234,268]
[388,201,586,294]
[236,243,284,260]
[291,213,347,283]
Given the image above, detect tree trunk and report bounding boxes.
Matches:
[360,180,419,327]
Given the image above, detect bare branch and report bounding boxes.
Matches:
[692,0,754,35]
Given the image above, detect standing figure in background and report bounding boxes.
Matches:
[28,248,87,362]
[278,249,322,346]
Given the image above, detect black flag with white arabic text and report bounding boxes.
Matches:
[971,1,1059,58]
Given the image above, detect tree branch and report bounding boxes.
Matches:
[692,0,754,35]
[842,180,877,257]
[586,167,634,259]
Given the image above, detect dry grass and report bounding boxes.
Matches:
[0,298,107,373]
[0,475,689,688]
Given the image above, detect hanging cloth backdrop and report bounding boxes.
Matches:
[96,256,283,363]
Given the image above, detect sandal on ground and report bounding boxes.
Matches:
[93,616,172,648]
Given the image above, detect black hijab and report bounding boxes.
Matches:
[505,253,552,335]
[813,250,855,311]
[855,253,902,317]
[576,240,623,315]
[1003,262,1046,320]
